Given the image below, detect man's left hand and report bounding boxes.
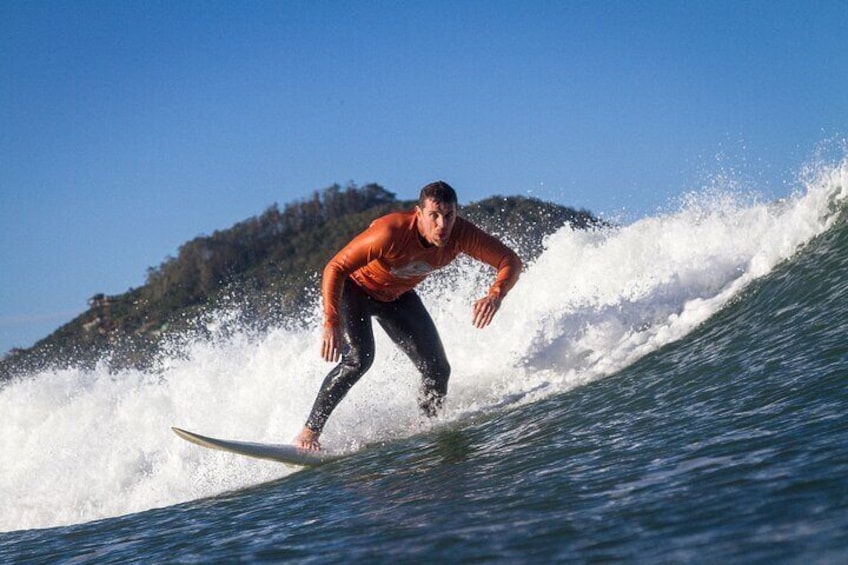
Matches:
[472,295,502,329]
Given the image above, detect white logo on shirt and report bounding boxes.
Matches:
[391,261,435,278]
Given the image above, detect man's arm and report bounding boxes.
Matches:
[458,221,523,327]
[320,223,393,359]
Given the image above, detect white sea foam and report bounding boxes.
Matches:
[1,157,845,532]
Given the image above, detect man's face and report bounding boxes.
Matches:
[416,198,457,247]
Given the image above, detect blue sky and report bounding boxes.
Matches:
[2,1,846,355]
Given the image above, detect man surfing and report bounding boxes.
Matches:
[295,181,522,450]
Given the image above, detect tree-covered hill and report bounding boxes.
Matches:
[1,182,602,379]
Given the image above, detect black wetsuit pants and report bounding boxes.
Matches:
[305,278,451,433]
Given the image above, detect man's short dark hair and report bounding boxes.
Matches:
[419,181,458,207]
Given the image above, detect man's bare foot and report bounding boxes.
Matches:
[294,427,321,451]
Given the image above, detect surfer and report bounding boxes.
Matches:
[295,181,522,450]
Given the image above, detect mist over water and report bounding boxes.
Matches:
[1,158,845,533]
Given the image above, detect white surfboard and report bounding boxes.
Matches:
[172,427,339,466]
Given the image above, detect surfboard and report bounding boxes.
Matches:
[172,427,339,466]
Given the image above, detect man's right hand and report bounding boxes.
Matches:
[321,324,342,362]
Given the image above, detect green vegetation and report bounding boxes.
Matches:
[1,182,602,380]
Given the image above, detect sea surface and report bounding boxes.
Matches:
[1,158,846,563]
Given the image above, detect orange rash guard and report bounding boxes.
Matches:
[322,209,522,328]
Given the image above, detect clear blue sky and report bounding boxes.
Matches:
[2,1,846,355]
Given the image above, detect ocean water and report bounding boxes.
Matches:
[1,158,846,563]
